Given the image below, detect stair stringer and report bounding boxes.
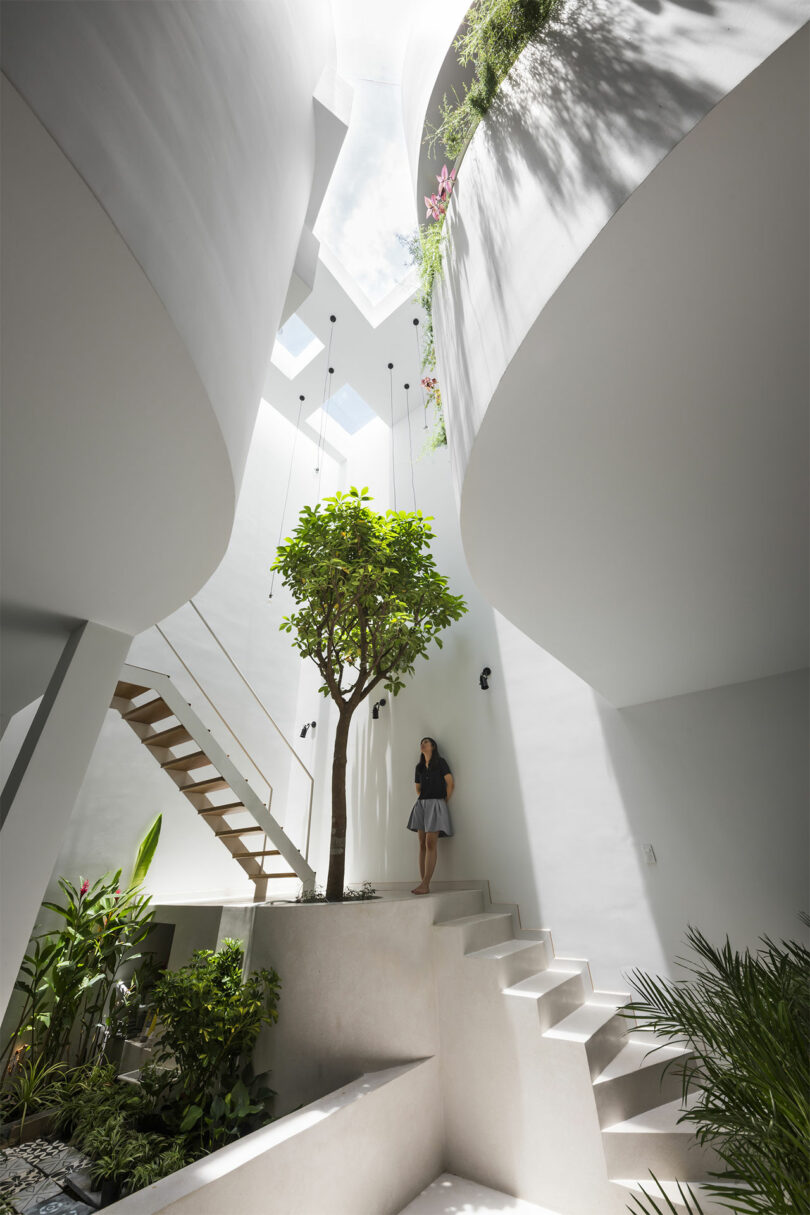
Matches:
[431,904,722,1215]
[120,662,316,888]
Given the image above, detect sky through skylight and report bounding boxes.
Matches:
[314,1,419,305]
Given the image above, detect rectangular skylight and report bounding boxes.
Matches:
[271,314,324,380]
[324,384,376,434]
[276,315,318,358]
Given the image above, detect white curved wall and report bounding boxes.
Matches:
[2,0,335,488]
[401,0,470,209]
[1,0,338,718]
[434,3,809,704]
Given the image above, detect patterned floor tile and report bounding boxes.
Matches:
[15,1197,93,1215]
[7,1143,68,1168]
[0,1158,37,1199]
[32,1149,91,1183]
[7,1175,62,1215]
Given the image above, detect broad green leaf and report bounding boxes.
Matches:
[131,814,162,887]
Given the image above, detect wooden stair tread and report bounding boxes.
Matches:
[124,697,174,725]
[198,803,245,817]
[182,776,230,795]
[216,826,265,839]
[249,872,297,881]
[144,724,192,749]
[114,680,151,701]
[233,850,281,859]
[161,751,211,772]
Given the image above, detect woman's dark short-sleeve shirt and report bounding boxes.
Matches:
[415,757,452,800]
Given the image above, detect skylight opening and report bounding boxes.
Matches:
[323,384,376,435]
[271,315,324,380]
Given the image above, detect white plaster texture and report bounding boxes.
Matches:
[1,0,336,488]
[434,2,809,705]
[29,396,809,993]
[106,1059,442,1215]
[0,622,132,1018]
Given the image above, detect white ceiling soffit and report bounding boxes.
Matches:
[263,257,427,455]
[460,28,809,707]
[1,78,234,640]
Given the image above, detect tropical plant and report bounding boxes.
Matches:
[0,1054,67,1134]
[272,488,467,899]
[56,1063,189,1198]
[1,818,161,1077]
[622,924,810,1215]
[150,939,280,1150]
[426,0,560,161]
[131,814,162,888]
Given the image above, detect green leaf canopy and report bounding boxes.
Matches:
[272,488,467,707]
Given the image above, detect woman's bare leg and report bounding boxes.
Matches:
[413,832,438,894]
[412,831,427,893]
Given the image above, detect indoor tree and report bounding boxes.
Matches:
[272,488,467,899]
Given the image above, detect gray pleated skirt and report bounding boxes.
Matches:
[407,798,454,838]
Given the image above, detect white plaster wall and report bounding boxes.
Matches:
[330,416,808,989]
[27,399,807,991]
[1,0,336,488]
[32,406,340,908]
[434,3,809,707]
[107,1059,442,1215]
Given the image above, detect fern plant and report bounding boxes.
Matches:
[622,924,810,1215]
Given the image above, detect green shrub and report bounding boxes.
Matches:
[150,938,280,1150]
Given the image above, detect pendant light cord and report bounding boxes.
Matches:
[414,318,428,429]
[315,316,336,494]
[388,362,397,512]
[405,383,417,512]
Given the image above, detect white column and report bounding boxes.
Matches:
[0,620,131,1019]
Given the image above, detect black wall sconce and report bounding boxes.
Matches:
[372,698,387,719]
[479,667,492,690]
[300,721,316,738]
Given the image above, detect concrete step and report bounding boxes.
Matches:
[504,963,588,1031]
[466,936,551,986]
[544,1000,628,1078]
[594,1038,691,1128]
[398,1172,564,1214]
[434,911,515,953]
[602,1095,721,1181]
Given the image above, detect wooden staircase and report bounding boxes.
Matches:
[111,664,316,900]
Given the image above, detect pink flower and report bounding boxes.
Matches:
[421,376,438,391]
[80,879,89,896]
[424,193,447,222]
[436,165,456,200]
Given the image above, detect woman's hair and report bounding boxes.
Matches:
[417,737,442,771]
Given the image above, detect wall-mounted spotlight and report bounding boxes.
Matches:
[300,721,316,738]
[372,698,387,720]
[479,667,492,690]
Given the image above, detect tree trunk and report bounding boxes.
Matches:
[325,709,353,900]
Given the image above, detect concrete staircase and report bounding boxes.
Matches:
[432,893,725,1215]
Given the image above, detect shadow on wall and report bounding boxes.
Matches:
[344,494,539,921]
[439,0,726,466]
[483,0,720,216]
[596,669,810,971]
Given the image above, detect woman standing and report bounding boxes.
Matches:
[407,737,454,895]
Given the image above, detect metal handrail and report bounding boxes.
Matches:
[185,600,315,861]
[154,625,277,803]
